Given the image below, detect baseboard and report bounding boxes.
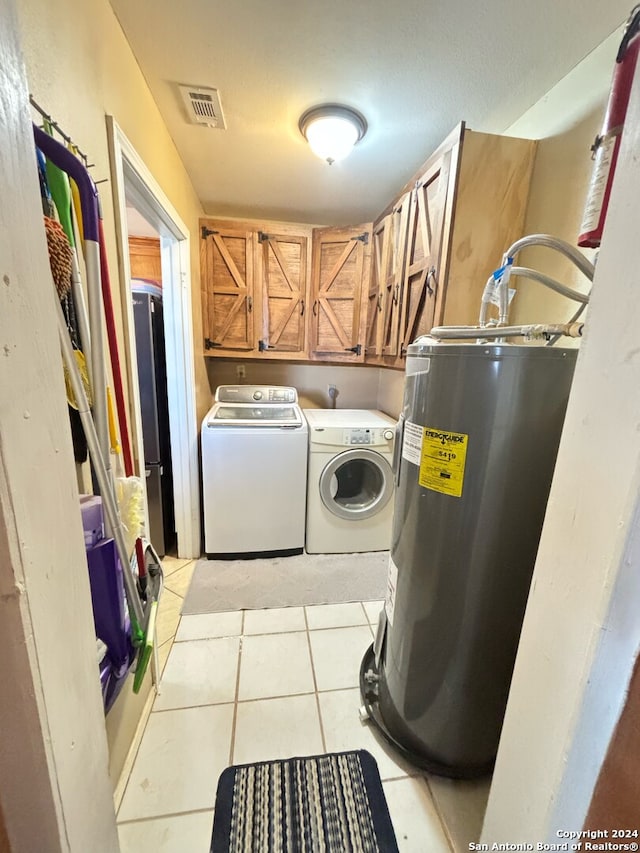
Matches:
[112,683,157,813]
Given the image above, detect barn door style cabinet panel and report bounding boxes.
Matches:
[200,219,313,359]
[200,222,255,352]
[365,123,537,366]
[364,194,411,359]
[309,224,373,363]
[257,229,310,357]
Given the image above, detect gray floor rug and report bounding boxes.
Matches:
[182,551,389,614]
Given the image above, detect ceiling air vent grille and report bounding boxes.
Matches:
[179,85,226,129]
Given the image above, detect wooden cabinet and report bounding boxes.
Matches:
[257,230,308,356]
[128,236,162,283]
[365,195,410,359]
[380,192,412,358]
[309,224,372,363]
[366,123,537,366]
[200,222,254,352]
[199,125,535,367]
[200,219,312,359]
[365,217,388,358]
[399,147,454,354]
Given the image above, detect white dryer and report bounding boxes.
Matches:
[304,409,397,554]
[202,386,308,557]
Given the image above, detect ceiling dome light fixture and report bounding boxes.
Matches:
[299,104,367,165]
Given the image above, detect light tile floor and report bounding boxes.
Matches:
[118,568,491,853]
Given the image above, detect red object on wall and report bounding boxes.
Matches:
[578,6,640,248]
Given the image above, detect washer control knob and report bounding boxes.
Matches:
[383,429,394,440]
[253,390,263,400]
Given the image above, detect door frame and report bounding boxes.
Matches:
[106,117,200,558]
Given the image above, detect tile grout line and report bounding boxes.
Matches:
[160,558,192,579]
[117,805,213,827]
[423,775,456,853]
[304,606,327,753]
[151,689,337,714]
[228,610,245,765]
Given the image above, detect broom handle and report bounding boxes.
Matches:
[98,219,148,587]
[54,295,144,633]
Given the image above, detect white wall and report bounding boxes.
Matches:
[483,47,640,841]
[376,368,405,418]
[0,2,118,848]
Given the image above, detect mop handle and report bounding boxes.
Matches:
[54,295,144,635]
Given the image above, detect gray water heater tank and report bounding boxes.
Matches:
[362,340,577,778]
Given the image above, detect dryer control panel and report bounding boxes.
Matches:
[343,428,393,446]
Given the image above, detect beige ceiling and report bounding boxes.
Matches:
[110,0,630,226]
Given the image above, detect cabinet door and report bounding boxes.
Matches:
[381,193,410,358]
[399,151,452,355]
[310,224,371,362]
[365,217,388,357]
[200,222,254,351]
[257,231,309,355]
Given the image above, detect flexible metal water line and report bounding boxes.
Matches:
[504,233,596,281]
[478,265,590,330]
[494,234,595,331]
[430,233,596,343]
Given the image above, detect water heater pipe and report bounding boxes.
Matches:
[430,322,584,341]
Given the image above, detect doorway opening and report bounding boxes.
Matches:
[127,211,175,557]
[107,117,200,558]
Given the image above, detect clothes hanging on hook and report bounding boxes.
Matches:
[40,139,90,464]
[43,119,75,244]
[36,148,55,218]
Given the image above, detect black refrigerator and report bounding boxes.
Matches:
[132,284,175,557]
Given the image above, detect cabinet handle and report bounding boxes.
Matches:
[377,293,383,312]
[393,284,399,305]
[247,296,253,312]
[425,267,436,296]
[312,300,318,316]
[300,299,305,316]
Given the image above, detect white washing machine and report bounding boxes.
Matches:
[202,386,308,557]
[304,409,397,554]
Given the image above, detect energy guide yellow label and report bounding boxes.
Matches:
[419,427,468,498]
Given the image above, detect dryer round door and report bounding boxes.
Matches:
[319,449,394,521]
